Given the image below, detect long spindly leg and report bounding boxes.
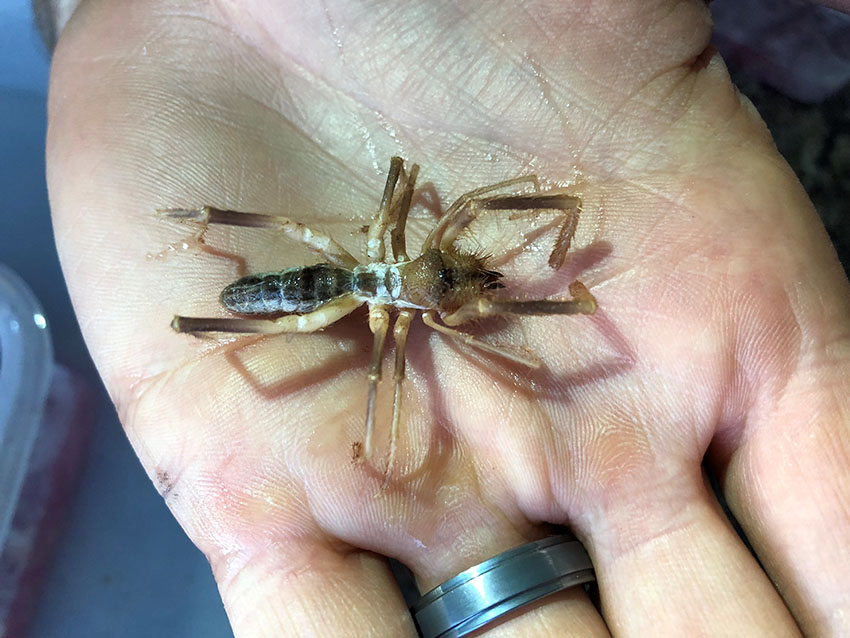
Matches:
[422,311,542,368]
[364,304,390,461]
[479,192,581,269]
[158,207,360,269]
[390,163,420,262]
[441,282,597,327]
[171,294,363,334]
[439,192,582,270]
[366,157,404,262]
[422,174,540,251]
[383,309,415,486]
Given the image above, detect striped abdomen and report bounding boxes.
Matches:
[220,264,354,315]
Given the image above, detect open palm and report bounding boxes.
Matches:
[48,1,850,635]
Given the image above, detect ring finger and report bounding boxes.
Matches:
[396,466,609,637]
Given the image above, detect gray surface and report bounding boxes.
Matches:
[0,2,231,637]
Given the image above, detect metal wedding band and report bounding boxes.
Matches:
[410,534,595,638]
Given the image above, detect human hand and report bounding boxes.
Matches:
[48,1,850,635]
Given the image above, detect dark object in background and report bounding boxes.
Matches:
[732,80,850,276]
[712,0,850,275]
[713,0,850,103]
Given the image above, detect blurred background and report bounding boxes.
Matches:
[0,0,847,636]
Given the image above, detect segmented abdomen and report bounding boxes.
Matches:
[220,264,354,315]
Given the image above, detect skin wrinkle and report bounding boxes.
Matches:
[214,524,332,591]
[543,405,583,520]
[114,368,176,446]
[705,283,802,460]
[503,387,562,521]
[234,92,371,194]
[219,541,410,634]
[255,72,401,193]
[524,54,574,145]
[123,357,346,563]
[815,417,850,528]
[616,74,703,167]
[214,0,711,172]
[216,2,387,119]
[570,71,660,168]
[161,89,387,226]
[157,8,378,194]
[626,64,738,170]
[515,5,571,45]
[569,2,712,156]
[592,398,657,494]
[542,413,578,521]
[589,462,702,558]
[447,5,593,125]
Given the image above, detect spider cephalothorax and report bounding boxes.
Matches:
[395,249,503,314]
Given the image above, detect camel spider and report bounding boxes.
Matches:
[159,157,597,481]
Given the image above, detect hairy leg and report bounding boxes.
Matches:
[421,174,540,251]
[477,192,581,269]
[441,281,597,326]
[438,191,581,270]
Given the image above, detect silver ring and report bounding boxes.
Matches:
[410,534,595,638]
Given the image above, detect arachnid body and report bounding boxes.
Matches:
[160,157,597,480]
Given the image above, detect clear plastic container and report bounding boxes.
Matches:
[0,264,53,558]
